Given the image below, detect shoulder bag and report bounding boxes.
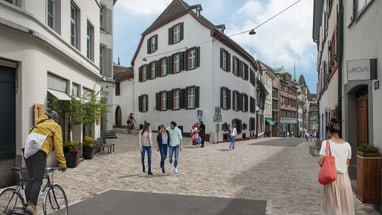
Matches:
[318,140,337,185]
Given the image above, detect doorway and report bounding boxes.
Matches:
[0,66,16,159]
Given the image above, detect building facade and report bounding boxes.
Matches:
[0,0,116,186]
[314,0,382,209]
[273,66,298,137]
[130,0,259,142]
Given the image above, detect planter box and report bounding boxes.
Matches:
[356,151,381,205]
[83,147,95,159]
[64,152,80,168]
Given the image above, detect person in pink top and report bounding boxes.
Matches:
[318,118,354,214]
[138,121,153,175]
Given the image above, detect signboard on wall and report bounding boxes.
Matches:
[347,58,377,81]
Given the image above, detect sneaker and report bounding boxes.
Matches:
[169,159,173,164]
[162,167,165,173]
[26,204,36,215]
[174,167,178,173]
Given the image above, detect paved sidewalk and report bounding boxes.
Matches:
[51,130,379,215]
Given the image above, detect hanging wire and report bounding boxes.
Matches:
[229,0,303,37]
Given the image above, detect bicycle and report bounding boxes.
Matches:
[0,167,68,215]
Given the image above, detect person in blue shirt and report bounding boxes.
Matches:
[167,121,183,173]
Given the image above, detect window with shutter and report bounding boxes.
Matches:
[139,94,148,112]
[173,89,180,110]
[186,87,195,108]
[186,48,196,70]
[141,65,147,82]
[150,61,156,79]
[160,91,167,111]
[160,58,167,77]
[172,54,180,73]
[221,87,231,110]
[169,22,184,45]
[147,35,158,54]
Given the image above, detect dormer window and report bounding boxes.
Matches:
[147,35,158,54]
[169,22,184,44]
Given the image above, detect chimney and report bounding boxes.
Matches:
[216,24,226,33]
[190,4,202,17]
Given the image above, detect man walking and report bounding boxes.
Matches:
[167,121,183,173]
[199,121,206,147]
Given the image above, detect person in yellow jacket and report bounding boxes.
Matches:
[23,109,66,215]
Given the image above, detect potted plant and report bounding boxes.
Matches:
[63,141,80,168]
[356,144,381,205]
[82,136,96,159]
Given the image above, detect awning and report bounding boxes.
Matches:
[47,89,71,101]
[266,119,276,125]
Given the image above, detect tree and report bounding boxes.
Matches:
[48,89,109,141]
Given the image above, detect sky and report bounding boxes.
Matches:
[113,0,317,93]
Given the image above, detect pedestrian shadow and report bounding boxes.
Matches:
[119,173,172,179]
[220,149,231,152]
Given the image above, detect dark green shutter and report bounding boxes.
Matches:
[168,56,173,74]
[227,53,231,72]
[167,91,173,109]
[138,95,142,112]
[195,86,200,108]
[147,38,150,53]
[156,92,160,110]
[180,52,185,71]
[245,94,248,112]
[239,93,243,111]
[155,35,158,51]
[196,47,200,68]
[220,48,223,69]
[145,95,148,112]
[155,61,159,77]
[227,89,231,109]
[179,89,185,109]
[168,27,173,44]
[220,87,224,108]
[180,22,184,41]
[145,65,149,80]
[139,67,143,82]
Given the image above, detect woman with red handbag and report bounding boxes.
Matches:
[318,118,354,214]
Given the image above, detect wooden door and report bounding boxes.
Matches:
[356,96,368,147]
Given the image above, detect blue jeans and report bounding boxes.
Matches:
[141,146,152,170]
[159,144,168,168]
[229,135,236,149]
[169,144,179,168]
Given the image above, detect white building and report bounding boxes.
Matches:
[130,0,258,142]
[0,0,116,186]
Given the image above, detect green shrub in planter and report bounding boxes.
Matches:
[357,144,379,153]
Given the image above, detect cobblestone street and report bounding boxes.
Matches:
[53,130,379,215]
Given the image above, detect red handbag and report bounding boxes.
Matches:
[318,141,337,185]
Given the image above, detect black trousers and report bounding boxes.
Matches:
[24,150,46,205]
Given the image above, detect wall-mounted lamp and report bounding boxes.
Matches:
[142,57,147,62]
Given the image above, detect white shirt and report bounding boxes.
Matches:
[319,140,352,173]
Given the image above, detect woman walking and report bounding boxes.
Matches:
[138,121,153,175]
[229,125,237,150]
[191,123,200,147]
[318,118,354,214]
[157,124,170,173]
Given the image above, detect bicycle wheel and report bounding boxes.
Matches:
[0,187,25,214]
[42,184,68,215]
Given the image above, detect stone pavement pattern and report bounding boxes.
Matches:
[51,130,379,215]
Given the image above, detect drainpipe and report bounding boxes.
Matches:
[337,0,343,137]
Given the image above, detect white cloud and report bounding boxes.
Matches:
[116,0,172,16]
[228,0,315,70]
